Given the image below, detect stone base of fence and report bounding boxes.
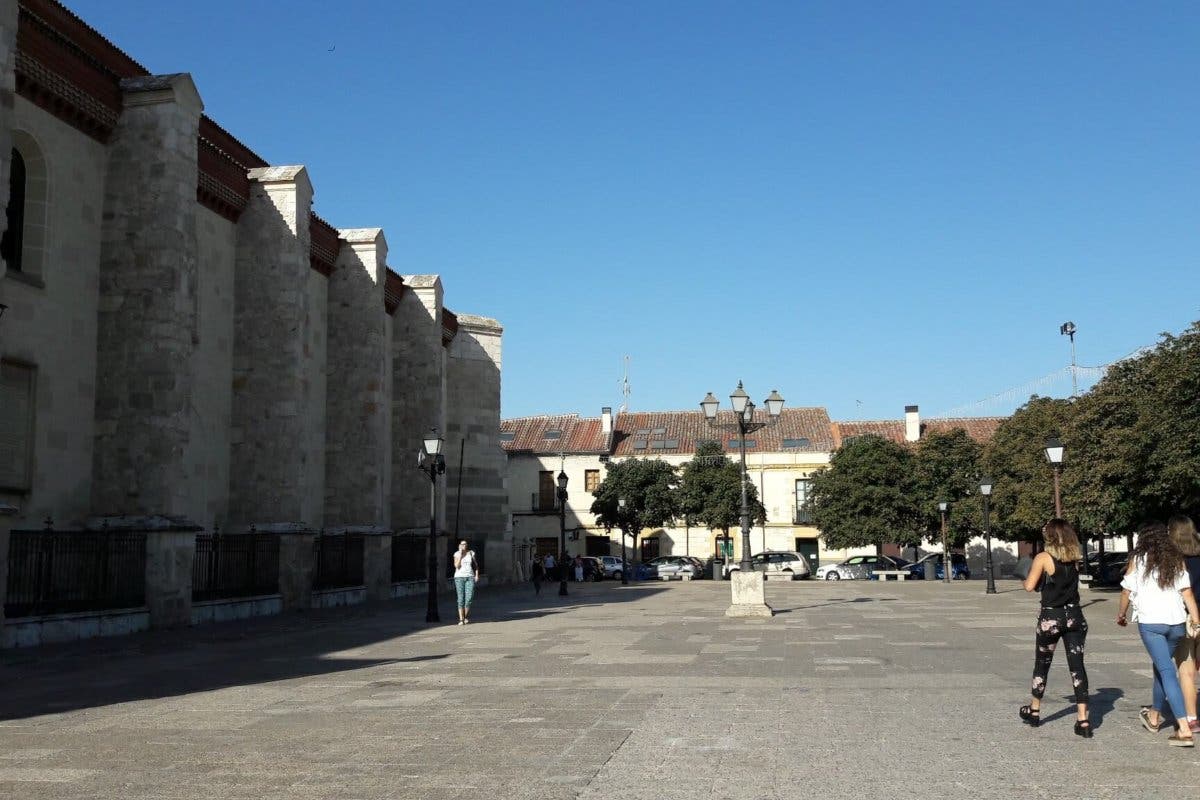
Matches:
[1,606,150,648]
[328,526,392,601]
[312,586,366,609]
[191,594,282,626]
[251,523,316,611]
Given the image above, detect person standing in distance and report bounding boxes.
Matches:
[452,540,480,625]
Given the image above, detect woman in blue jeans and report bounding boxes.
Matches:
[452,540,480,625]
[1118,523,1200,747]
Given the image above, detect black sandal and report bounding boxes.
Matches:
[1020,705,1040,727]
[1074,720,1093,739]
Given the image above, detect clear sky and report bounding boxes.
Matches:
[70,0,1200,421]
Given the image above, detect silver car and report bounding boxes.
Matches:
[644,556,701,580]
[726,551,811,580]
[816,555,899,581]
[599,555,630,580]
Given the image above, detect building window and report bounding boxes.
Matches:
[1,148,25,272]
[584,469,599,493]
[537,470,556,511]
[782,438,810,449]
[794,478,813,524]
[728,439,756,448]
[0,360,36,492]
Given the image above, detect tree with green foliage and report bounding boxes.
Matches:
[676,441,765,538]
[809,434,922,552]
[590,458,679,562]
[1068,319,1200,531]
[982,396,1076,542]
[913,428,985,547]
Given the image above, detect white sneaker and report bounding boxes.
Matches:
[457,620,464,626]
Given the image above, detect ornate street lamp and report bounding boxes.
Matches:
[980,477,996,595]
[1044,437,1064,517]
[417,428,446,623]
[557,470,569,596]
[938,500,950,585]
[699,382,784,617]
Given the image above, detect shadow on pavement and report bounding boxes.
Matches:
[1040,686,1124,729]
[0,581,665,722]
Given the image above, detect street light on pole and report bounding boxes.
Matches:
[700,382,784,617]
[1044,437,1065,518]
[938,501,950,585]
[417,428,446,623]
[979,477,996,595]
[557,470,569,596]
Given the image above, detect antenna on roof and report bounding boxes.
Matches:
[618,355,631,414]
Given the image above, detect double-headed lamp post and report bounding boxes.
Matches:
[557,470,569,596]
[938,501,950,584]
[700,382,784,572]
[417,428,447,623]
[980,477,996,595]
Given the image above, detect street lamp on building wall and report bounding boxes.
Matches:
[557,470,569,596]
[700,382,784,572]
[938,500,950,585]
[979,477,996,595]
[417,429,446,623]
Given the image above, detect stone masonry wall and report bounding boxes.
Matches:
[228,166,324,530]
[391,276,445,537]
[324,229,389,528]
[0,0,15,283]
[445,315,508,577]
[92,75,203,518]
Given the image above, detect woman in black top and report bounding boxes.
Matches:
[1020,518,1092,738]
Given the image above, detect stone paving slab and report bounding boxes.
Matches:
[1,579,1197,799]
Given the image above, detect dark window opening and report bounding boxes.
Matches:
[1,149,25,273]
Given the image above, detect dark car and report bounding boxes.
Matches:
[578,556,604,581]
[1087,552,1129,586]
[907,553,970,580]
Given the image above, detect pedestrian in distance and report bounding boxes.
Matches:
[574,554,584,583]
[531,556,545,595]
[543,552,556,582]
[1019,519,1093,738]
[452,540,480,626]
[1167,514,1200,733]
[1119,521,1200,746]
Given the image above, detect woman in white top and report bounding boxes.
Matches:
[1117,522,1200,746]
[452,540,480,625]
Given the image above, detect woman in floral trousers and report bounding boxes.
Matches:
[1019,519,1092,738]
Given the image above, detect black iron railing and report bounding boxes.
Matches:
[391,535,425,582]
[793,508,813,524]
[313,533,364,590]
[192,532,279,602]
[5,530,146,618]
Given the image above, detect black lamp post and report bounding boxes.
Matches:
[618,495,629,586]
[417,428,446,623]
[938,500,950,584]
[557,470,569,596]
[1044,437,1064,517]
[980,477,996,595]
[700,382,784,571]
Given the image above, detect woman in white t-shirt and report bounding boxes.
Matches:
[1117,522,1200,747]
[452,540,480,625]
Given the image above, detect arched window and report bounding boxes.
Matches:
[0,148,25,273]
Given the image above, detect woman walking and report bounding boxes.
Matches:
[1168,515,1200,733]
[452,540,480,625]
[1117,521,1200,746]
[1019,519,1092,738]
[531,555,545,595]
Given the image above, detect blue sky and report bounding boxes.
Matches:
[71,1,1199,421]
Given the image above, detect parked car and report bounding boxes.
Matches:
[726,551,811,580]
[680,555,708,578]
[816,554,901,581]
[578,556,604,581]
[643,556,701,580]
[1087,552,1129,586]
[867,556,912,579]
[599,555,630,580]
[906,553,970,580]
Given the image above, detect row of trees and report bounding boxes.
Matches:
[811,319,1200,551]
[588,442,764,557]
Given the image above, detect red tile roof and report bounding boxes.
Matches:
[832,417,1005,447]
[500,415,610,454]
[612,408,834,456]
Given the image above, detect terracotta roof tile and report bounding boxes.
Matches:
[832,417,1006,447]
[611,407,834,456]
[500,414,610,454]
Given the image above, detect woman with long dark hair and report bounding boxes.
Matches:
[1167,515,1200,733]
[1019,519,1092,738]
[1117,522,1200,747]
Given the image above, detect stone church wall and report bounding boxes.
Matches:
[0,95,107,527]
[0,0,14,283]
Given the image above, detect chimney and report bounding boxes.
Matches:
[601,406,613,435]
[904,405,920,443]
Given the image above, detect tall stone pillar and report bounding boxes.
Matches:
[0,0,16,282]
[324,229,390,528]
[445,316,507,578]
[89,515,200,630]
[271,525,316,611]
[92,75,203,518]
[229,166,323,531]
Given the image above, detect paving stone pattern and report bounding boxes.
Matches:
[0,580,1196,799]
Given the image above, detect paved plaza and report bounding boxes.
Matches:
[1,578,1197,799]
